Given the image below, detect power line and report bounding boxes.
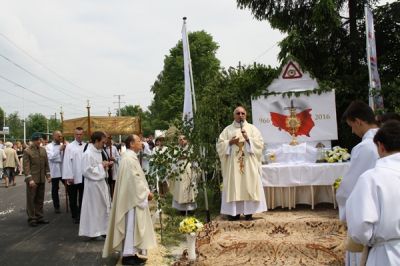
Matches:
[0,74,82,112]
[0,31,92,98]
[0,87,54,109]
[0,53,82,101]
[252,42,278,62]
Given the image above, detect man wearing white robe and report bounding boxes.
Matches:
[171,135,197,213]
[217,106,267,221]
[346,121,400,266]
[103,134,156,266]
[79,131,112,238]
[62,127,86,224]
[140,140,152,173]
[46,131,65,213]
[336,101,379,265]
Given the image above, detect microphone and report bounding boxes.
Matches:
[240,119,244,132]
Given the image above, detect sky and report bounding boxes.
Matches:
[0,0,284,120]
[0,0,394,120]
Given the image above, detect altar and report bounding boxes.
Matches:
[251,60,345,210]
[262,162,349,209]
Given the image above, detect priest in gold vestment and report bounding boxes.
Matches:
[103,134,156,266]
[217,106,267,221]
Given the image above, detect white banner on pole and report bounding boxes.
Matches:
[365,5,384,110]
[182,18,194,123]
[251,91,338,144]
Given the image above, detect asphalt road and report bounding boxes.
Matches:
[0,175,117,266]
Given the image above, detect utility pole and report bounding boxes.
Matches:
[3,111,5,142]
[113,94,125,143]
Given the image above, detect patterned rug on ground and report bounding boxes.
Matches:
[192,209,346,266]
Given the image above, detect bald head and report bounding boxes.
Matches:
[233,106,247,123]
[53,130,62,144]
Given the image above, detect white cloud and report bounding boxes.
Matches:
[0,0,285,119]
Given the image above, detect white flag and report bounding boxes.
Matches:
[182,18,195,124]
[365,5,384,110]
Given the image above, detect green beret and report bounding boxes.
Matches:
[31,132,42,141]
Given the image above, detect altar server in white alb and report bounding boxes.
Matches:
[217,106,267,221]
[46,130,65,213]
[336,100,379,221]
[62,127,86,224]
[335,101,379,266]
[346,120,400,266]
[103,134,156,266]
[79,131,112,238]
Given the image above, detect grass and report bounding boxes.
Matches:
[155,186,222,247]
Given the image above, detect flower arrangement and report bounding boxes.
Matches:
[179,217,204,234]
[333,176,343,189]
[325,146,350,163]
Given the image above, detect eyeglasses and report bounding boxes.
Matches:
[236,112,246,115]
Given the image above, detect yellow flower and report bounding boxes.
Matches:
[179,217,204,234]
[333,176,343,189]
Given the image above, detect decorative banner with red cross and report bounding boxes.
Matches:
[251,91,338,144]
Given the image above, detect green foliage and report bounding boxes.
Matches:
[237,0,398,149]
[159,191,220,247]
[26,113,47,138]
[0,106,4,128]
[148,30,221,130]
[374,1,400,82]
[6,112,23,141]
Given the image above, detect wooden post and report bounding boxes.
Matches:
[60,106,64,133]
[86,100,91,137]
[60,106,68,213]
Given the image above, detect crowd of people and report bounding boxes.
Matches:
[0,127,197,265]
[1,103,400,265]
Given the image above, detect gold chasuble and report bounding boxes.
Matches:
[103,150,156,257]
[217,121,264,202]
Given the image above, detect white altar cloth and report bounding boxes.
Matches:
[261,162,350,209]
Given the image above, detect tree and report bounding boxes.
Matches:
[26,113,47,139]
[0,106,4,128]
[7,112,24,141]
[148,30,221,130]
[374,2,400,112]
[236,0,398,148]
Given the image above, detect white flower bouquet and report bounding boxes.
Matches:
[325,146,350,163]
[179,217,204,234]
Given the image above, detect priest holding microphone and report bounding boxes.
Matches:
[217,106,267,221]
